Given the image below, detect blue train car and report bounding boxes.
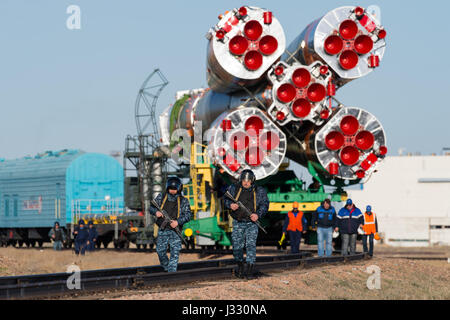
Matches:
[0,150,124,247]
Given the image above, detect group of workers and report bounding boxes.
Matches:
[281,198,378,257]
[46,168,378,280]
[48,219,98,255]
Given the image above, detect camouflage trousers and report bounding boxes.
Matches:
[156,229,182,272]
[232,220,259,264]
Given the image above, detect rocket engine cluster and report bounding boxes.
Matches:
[160,5,388,186]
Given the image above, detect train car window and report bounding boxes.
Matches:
[4,195,10,217]
[13,195,18,217]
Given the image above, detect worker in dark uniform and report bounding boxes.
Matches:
[149,177,192,272]
[48,221,66,251]
[87,220,98,252]
[225,169,269,279]
[73,220,89,256]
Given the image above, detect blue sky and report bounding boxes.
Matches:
[0,0,448,166]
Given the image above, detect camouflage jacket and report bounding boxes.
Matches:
[149,192,192,227]
[224,183,270,221]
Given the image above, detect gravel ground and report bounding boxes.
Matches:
[110,257,450,300]
[1,244,449,300]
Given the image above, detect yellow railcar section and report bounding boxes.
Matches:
[269,202,322,212]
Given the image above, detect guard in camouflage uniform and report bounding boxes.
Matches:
[149,177,192,272]
[225,169,269,279]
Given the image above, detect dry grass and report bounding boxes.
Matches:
[113,257,450,300]
[0,246,222,276]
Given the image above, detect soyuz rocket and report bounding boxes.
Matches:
[160,5,388,187]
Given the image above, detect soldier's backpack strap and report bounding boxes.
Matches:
[161,193,168,209]
[235,187,242,200]
[253,188,256,213]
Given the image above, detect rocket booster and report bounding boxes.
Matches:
[160,5,388,185]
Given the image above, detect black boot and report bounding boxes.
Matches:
[245,263,256,280]
[235,261,244,278]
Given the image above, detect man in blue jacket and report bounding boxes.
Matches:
[87,221,98,252]
[336,199,364,256]
[73,220,89,256]
[225,169,269,279]
[149,177,192,273]
[312,199,336,257]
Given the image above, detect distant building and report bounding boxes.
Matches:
[349,155,450,247]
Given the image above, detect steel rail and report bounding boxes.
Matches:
[0,252,367,299]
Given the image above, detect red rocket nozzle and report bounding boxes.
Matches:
[245,147,264,166]
[355,131,375,150]
[340,115,359,136]
[339,20,359,40]
[307,83,326,102]
[354,35,374,55]
[259,35,278,55]
[320,109,330,120]
[276,111,286,121]
[259,131,280,151]
[325,131,345,151]
[244,50,263,70]
[292,68,311,88]
[324,35,344,55]
[274,65,284,76]
[356,170,366,179]
[292,99,311,118]
[245,116,264,136]
[216,29,225,40]
[238,6,247,17]
[379,146,388,155]
[244,20,263,41]
[230,131,249,151]
[320,65,329,75]
[355,6,365,17]
[277,83,296,103]
[339,50,359,70]
[340,146,360,166]
[229,35,248,55]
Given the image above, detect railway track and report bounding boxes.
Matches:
[0,252,367,299]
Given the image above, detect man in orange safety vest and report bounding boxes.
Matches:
[282,201,307,254]
[362,205,378,257]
